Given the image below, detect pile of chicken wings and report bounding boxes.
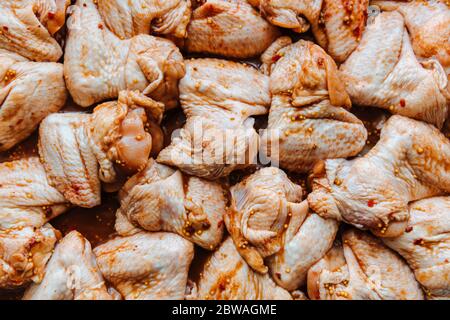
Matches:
[0,0,449,300]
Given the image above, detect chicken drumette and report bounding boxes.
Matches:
[261,38,367,173]
[308,115,450,237]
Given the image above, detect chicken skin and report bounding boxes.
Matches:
[254,0,368,62]
[307,229,424,300]
[184,0,280,59]
[383,197,450,300]
[225,167,338,291]
[94,232,194,300]
[194,237,292,300]
[158,58,270,179]
[340,11,449,128]
[0,157,68,288]
[23,231,114,300]
[373,0,450,74]
[308,115,450,238]
[0,0,70,62]
[39,90,164,208]
[0,50,66,152]
[64,0,185,108]
[115,159,226,250]
[261,38,367,173]
[96,0,191,39]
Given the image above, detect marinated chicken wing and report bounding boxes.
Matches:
[340,11,449,128]
[373,0,450,74]
[0,0,70,62]
[94,232,194,300]
[0,157,68,288]
[195,237,292,300]
[115,158,226,249]
[225,167,338,291]
[96,0,191,39]
[0,49,66,152]
[267,209,338,291]
[23,231,114,300]
[64,0,185,108]
[255,0,368,62]
[307,229,424,300]
[308,115,450,237]
[157,58,270,179]
[39,90,164,208]
[183,0,280,58]
[261,38,367,173]
[383,197,450,300]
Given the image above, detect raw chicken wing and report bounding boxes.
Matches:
[0,49,66,151]
[0,158,67,288]
[225,167,338,291]
[307,229,424,300]
[23,231,114,300]
[96,0,191,39]
[255,0,369,62]
[261,38,367,173]
[184,0,280,58]
[158,58,270,179]
[94,232,194,300]
[195,237,292,300]
[308,115,450,237]
[0,0,70,61]
[39,91,164,208]
[64,0,185,108]
[373,0,450,74]
[115,158,226,250]
[383,197,450,300]
[340,11,449,128]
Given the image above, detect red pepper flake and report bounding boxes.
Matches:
[317,57,325,67]
[353,26,362,38]
[405,226,413,233]
[48,12,55,19]
[3,26,8,31]
[367,199,376,207]
[218,281,226,291]
[202,221,211,230]
[98,24,104,29]
[399,99,406,107]
[413,238,424,245]
[272,54,281,63]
